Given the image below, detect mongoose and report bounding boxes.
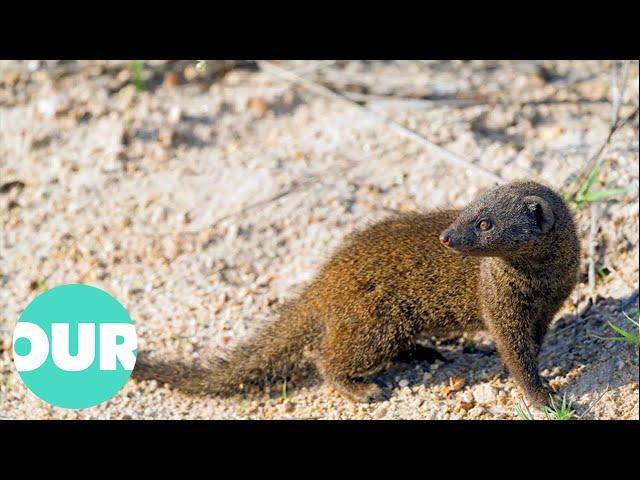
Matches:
[133,180,580,407]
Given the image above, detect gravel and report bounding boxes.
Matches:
[1,60,638,420]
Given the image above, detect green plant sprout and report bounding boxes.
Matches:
[543,393,577,420]
[195,60,207,74]
[36,277,48,293]
[596,266,609,280]
[593,309,640,346]
[131,60,145,92]
[570,163,627,210]
[514,393,577,420]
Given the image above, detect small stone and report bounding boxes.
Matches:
[282,400,295,413]
[247,97,269,117]
[164,71,179,88]
[0,337,12,354]
[468,405,486,418]
[151,206,169,224]
[441,376,466,395]
[473,384,497,405]
[37,90,71,118]
[116,68,131,84]
[157,126,177,149]
[549,377,564,391]
[116,217,132,231]
[373,406,388,419]
[3,72,19,87]
[398,379,409,388]
[183,64,199,82]
[168,105,182,125]
[460,392,475,411]
[164,240,181,259]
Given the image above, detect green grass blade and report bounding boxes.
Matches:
[514,401,533,420]
[131,60,145,92]
[580,187,627,203]
[576,163,601,200]
[606,321,640,344]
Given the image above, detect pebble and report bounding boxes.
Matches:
[37,90,71,118]
[373,406,388,419]
[3,72,19,87]
[168,105,182,125]
[459,392,475,411]
[183,64,199,82]
[247,97,269,117]
[282,401,295,413]
[447,376,466,393]
[468,406,486,418]
[473,384,498,405]
[164,72,179,88]
[0,335,12,353]
[151,206,169,224]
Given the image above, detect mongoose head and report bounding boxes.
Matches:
[439,181,566,258]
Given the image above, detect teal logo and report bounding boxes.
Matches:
[12,284,137,409]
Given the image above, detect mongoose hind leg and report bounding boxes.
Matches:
[315,355,389,403]
[325,376,385,403]
[314,342,395,403]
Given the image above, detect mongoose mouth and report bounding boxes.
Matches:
[439,231,463,252]
[441,243,472,254]
[439,231,477,254]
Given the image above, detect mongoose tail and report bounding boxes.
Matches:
[132,302,321,396]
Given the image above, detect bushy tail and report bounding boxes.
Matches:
[132,302,321,396]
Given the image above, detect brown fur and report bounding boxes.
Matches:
[133,181,580,407]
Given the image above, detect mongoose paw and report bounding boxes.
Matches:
[329,379,386,404]
[527,386,555,409]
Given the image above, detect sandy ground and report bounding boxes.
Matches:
[0,60,638,419]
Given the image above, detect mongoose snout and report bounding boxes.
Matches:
[438,232,451,247]
[133,180,580,409]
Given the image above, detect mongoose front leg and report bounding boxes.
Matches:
[485,315,551,407]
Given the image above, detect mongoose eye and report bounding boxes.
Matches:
[476,218,493,232]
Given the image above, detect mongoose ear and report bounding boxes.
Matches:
[524,196,555,234]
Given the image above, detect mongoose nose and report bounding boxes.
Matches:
[439,232,450,247]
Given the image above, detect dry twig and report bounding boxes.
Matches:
[258,60,505,185]
[564,60,637,194]
[587,202,600,302]
[578,385,610,420]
